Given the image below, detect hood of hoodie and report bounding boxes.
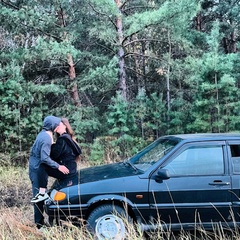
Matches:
[43,116,61,132]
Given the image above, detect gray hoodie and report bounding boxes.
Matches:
[29,116,61,171]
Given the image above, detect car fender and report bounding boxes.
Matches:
[87,194,135,209]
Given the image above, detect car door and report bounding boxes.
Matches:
[227,140,240,223]
[148,141,232,227]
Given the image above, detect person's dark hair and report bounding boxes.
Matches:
[61,117,81,162]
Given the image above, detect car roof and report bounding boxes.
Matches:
[166,133,240,141]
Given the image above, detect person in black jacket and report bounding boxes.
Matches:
[51,117,82,176]
[31,117,82,204]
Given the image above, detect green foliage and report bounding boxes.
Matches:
[107,92,136,135]
[88,136,123,164]
[125,0,200,36]
[34,38,79,61]
[1,0,240,165]
[133,88,148,138]
[88,138,105,165]
[107,92,138,158]
[72,107,101,142]
[79,57,118,92]
[145,92,168,138]
[183,22,240,133]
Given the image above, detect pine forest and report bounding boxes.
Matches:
[1,0,240,164]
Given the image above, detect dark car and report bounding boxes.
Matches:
[44,133,240,239]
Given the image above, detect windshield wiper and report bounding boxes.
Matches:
[124,159,138,171]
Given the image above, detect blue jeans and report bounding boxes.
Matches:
[29,168,45,229]
[29,164,76,228]
[38,163,66,188]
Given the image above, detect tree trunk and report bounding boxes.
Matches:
[230,19,237,53]
[196,13,202,31]
[67,53,81,107]
[57,7,81,107]
[166,30,171,119]
[115,0,127,101]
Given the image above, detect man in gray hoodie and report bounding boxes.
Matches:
[29,115,69,229]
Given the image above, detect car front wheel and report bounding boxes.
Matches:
[87,204,131,240]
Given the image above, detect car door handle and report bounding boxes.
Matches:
[209,181,230,186]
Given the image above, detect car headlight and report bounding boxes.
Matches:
[50,189,67,202]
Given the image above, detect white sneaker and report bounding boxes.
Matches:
[37,226,49,234]
[31,193,49,203]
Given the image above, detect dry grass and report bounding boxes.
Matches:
[0,165,95,240]
[0,165,239,240]
[0,207,41,240]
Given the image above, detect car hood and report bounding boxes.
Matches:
[51,162,140,190]
[79,162,139,183]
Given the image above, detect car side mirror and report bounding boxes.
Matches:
[156,169,170,180]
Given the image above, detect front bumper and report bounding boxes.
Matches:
[44,198,88,220]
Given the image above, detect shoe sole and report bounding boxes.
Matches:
[31,197,49,203]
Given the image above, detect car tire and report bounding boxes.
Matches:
[87,204,131,240]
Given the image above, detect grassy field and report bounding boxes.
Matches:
[0,165,239,240]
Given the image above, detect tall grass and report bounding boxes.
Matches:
[0,207,237,240]
[0,165,239,240]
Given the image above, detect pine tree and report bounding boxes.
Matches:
[185,22,239,132]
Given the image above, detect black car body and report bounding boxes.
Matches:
[44,133,240,238]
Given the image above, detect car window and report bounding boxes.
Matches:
[229,144,240,174]
[162,145,224,176]
[137,141,174,164]
[131,137,181,172]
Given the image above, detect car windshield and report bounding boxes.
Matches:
[128,137,181,172]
